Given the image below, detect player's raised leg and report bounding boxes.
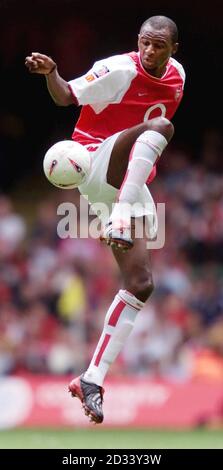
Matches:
[101,116,174,250]
[69,224,153,423]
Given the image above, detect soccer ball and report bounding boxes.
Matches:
[43,140,91,189]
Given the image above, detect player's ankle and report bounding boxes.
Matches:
[110,202,131,227]
[83,369,104,387]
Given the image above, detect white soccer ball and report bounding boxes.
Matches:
[43,140,90,189]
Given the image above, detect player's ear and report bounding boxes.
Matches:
[172,42,179,55]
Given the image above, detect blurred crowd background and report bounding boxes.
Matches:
[0,0,222,382]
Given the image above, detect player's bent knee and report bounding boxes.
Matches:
[146,116,174,142]
[158,117,174,141]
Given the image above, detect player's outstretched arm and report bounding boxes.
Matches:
[25,52,74,106]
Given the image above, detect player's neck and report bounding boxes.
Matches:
[146,65,166,78]
[139,53,169,78]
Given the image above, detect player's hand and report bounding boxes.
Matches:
[25,52,57,75]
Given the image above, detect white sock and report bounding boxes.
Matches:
[83,290,144,386]
[110,130,168,224]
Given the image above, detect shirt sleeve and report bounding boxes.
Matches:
[68,54,137,113]
[170,58,186,89]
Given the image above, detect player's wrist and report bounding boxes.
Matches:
[46,63,57,75]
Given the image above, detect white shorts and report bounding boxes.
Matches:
[78,131,158,239]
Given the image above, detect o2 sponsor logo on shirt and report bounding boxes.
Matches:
[143,103,166,121]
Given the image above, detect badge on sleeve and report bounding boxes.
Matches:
[85,74,96,82]
[93,65,110,78]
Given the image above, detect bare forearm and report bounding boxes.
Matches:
[45,68,74,106]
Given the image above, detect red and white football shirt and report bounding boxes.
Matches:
[68,51,185,182]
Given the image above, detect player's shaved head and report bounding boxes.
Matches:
[140,16,178,43]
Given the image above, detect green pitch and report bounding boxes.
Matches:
[0,428,222,449]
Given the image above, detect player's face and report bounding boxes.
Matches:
[138,26,178,77]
